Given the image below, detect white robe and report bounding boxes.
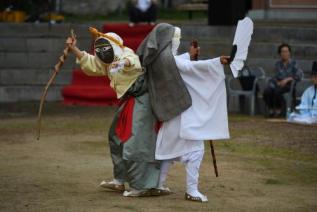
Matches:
[155,53,230,160]
[288,85,317,124]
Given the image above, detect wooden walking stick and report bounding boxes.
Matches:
[36,29,76,140]
[209,140,219,177]
[190,39,219,177]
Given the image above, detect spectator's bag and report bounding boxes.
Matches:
[238,66,256,91]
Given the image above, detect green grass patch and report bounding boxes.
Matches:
[217,142,317,162]
[264,178,284,185]
[215,142,317,185]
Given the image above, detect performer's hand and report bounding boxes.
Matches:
[66,37,77,49]
[189,45,200,60]
[220,56,230,65]
[110,60,126,73]
[111,59,130,68]
[66,37,84,59]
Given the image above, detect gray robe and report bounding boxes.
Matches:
[108,75,160,190]
[136,23,192,122]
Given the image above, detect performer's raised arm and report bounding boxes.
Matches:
[66,36,107,76]
[175,54,230,77]
[175,38,230,75]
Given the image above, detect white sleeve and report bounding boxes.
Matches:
[76,51,107,76]
[298,87,311,108]
[175,56,224,77]
[175,53,190,60]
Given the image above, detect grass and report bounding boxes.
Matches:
[264,178,284,185]
[218,141,317,162]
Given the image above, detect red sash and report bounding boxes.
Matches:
[115,97,135,143]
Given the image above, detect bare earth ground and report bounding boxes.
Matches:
[0,102,316,212]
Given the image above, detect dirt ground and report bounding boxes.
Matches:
[0,102,316,212]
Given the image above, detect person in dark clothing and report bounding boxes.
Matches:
[128,0,158,27]
[263,43,303,117]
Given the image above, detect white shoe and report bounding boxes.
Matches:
[128,22,135,27]
[99,180,125,192]
[157,186,171,192]
[185,192,208,202]
[123,189,151,197]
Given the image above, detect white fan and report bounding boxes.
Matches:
[229,17,254,78]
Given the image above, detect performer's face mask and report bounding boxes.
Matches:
[94,38,114,64]
[172,27,181,56]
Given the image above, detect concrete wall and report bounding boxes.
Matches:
[0,22,316,115]
[61,0,188,15]
[0,23,101,102]
[62,0,127,15]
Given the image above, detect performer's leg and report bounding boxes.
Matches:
[125,160,160,190]
[123,160,161,197]
[100,115,127,191]
[181,148,208,202]
[99,139,126,191]
[158,160,172,189]
[109,141,127,183]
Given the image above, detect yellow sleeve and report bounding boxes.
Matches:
[122,48,142,71]
[76,51,108,76]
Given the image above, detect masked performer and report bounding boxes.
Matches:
[66,27,167,197]
[137,19,252,202]
[137,24,230,202]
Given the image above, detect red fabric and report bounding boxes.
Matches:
[155,121,163,134]
[115,97,135,143]
[62,23,155,106]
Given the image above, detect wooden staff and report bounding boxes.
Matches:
[36,29,76,140]
[209,140,219,177]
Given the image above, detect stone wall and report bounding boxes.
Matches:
[62,0,127,15]
[61,0,188,15]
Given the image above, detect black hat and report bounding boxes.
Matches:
[312,61,317,75]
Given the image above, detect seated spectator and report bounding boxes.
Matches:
[263,43,303,117]
[129,0,158,27]
[288,61,317,124]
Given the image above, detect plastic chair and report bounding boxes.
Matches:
[293,79,313,107]
[227,67,266,115]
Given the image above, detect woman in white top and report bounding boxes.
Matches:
[129,0,158,26]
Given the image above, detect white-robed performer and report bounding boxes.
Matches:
[288,61,317,124]
[156,18,254,202]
